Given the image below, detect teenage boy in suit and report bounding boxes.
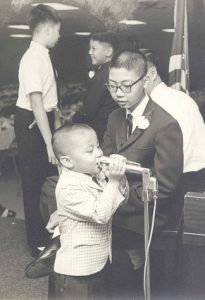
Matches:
[103,50,183,233]
[101,50,184,296]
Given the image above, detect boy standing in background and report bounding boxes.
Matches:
[14,4,61,257]
[73,31,118,143]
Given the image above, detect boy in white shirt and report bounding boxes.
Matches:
[51,123,129,299]
[14,4,61,256]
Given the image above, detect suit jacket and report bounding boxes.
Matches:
[73,62,118,143]
[102,98,184,234]
[54,169,128,276]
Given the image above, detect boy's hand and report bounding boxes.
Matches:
[46,210,59,233]
[46,143,58,165]
[106,154,127,182]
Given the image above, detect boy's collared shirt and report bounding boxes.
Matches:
[151,82,205,172]
[54,168,128,276]
[126,95,149,133]
[16,41,58,112]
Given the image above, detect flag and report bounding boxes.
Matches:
[169,0,189,94]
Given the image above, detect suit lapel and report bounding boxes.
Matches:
[117,98,155,152]
[116,110,127,152]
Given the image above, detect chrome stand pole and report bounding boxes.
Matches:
[142,169,158,300]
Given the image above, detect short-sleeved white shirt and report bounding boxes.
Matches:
[16,41,58,112]
[151,82,205,172]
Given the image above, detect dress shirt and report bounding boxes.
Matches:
[54,168,128,276]
[16,41,58,112]
[150,82,205,172]
[126,95,149,133]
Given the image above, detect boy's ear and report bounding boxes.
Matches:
[147,66,158,81]
[44,23,53,36]
[43,23,49,34]
[60,156,74,169]
[105,45,113,58]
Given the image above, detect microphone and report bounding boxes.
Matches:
[99,156,144,174]
[100,156,158,193]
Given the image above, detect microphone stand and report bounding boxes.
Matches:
[100,157,158,299]
[142,169,158,300]
[130,167,158,300]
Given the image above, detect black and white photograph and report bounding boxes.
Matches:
[0,0,205,299]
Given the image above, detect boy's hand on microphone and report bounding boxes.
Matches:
[106,154,127,183]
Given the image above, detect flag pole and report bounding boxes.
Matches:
[169,0,189,94]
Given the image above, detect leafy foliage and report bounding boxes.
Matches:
[8,0,139,29]
[11,0,32,11]
[73,0,138,29]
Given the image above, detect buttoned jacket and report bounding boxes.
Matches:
[102,98,183,234]
[54,169,128,276]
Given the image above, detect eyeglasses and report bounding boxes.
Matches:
[105,73,145,94]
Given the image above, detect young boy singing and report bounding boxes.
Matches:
[51,123,129,299]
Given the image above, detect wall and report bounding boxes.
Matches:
[0,0,205,90]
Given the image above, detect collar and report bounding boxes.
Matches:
[126,95,149,119]
[61,168,104,189]
[96,61,110,71]
[150,82,166,99]
[30,40,49,55]
[62,168,93,183]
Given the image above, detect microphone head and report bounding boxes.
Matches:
[99,156,141,166]
[99,156,144,174]
[99,156,111,165]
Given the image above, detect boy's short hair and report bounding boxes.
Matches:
[90,31,119,54]
[52,123,93,161]
[28,4,61,33]
[140,48,161,74]
[110,50,147,77]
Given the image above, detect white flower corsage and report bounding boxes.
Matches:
[88,70,95,79]
[136,115,150,130]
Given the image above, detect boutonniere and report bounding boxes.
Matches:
[137,109,154,130]
[88,70,95,79]
[136,115,150,130]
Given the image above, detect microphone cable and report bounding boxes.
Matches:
[143,190,158,298]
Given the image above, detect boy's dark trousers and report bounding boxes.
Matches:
[14,107,58,249]
[51,266,109,300]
